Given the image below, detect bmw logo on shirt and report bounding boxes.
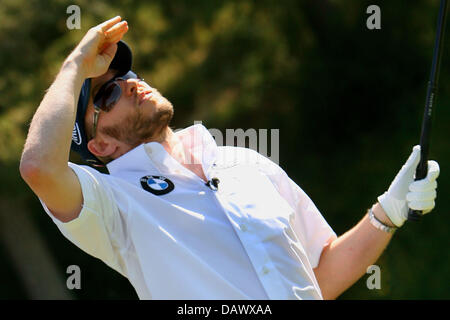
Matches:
[140,175,175,195]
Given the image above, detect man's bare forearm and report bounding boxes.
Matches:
[19,18,128,222]
[21,17,129,175]
[314,202,393,299]
[21,56,86,173]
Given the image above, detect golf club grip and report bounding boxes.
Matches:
[407,157,429,221]
[408,83,434,222]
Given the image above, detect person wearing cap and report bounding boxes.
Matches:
[20,17,440,300]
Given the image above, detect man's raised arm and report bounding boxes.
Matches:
[314,146,440,299]
[19,16,128,222]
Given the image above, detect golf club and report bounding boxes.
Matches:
[408,0,448,221]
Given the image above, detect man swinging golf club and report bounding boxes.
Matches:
[20,16,440,299]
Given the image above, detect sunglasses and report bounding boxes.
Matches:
[92,71,142,138]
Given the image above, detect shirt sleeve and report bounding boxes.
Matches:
[254,151,337,269]
[39,162,128,277]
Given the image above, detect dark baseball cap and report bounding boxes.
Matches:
[71,40,133,167]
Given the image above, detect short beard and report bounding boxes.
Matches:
[100,99,174,149]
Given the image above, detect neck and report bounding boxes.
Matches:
[159,127,207,182]
[159,127,187,165]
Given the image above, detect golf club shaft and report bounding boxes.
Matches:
[408,0,448,221]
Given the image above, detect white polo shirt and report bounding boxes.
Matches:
[41,124,336,300]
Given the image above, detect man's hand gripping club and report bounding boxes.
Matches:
[378,145,440,228]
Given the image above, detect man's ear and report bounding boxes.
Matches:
[87,137,117,158]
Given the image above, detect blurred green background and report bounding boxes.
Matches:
[0,0,448,299]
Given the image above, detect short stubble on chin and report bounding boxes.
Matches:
[100,98,174,149]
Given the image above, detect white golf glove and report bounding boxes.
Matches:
[378,145,440,227]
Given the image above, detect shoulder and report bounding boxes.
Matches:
[216,146,280,176]
[216,146,258,163]
[66,162,118,197]
[67,162,107,182]
[68,162,115,180]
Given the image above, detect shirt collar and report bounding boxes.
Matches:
[106,124,218,176]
